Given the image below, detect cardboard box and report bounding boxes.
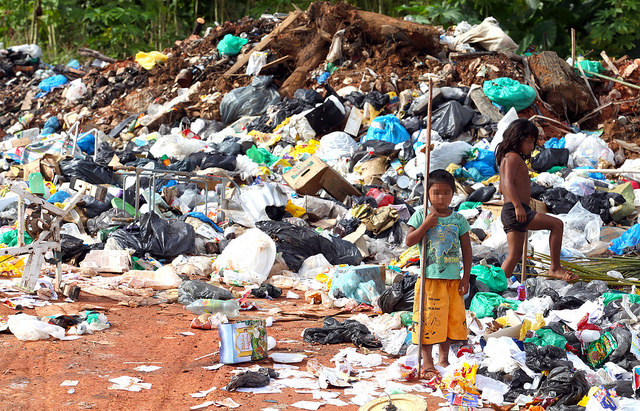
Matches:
[283,155,360,202]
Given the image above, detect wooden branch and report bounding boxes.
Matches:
[222,10,303,77]
[192,17,205,36]
[77,47,116,64]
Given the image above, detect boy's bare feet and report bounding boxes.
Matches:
[420,367,441,382]
[548,268,578,282]
[437,359,450,368]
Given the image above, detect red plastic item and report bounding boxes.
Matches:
[366,188,394,207]
[577,312,602,331]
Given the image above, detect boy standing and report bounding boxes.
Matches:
[405,169,472,380]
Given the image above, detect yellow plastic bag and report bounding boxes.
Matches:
[0,250,25,277]
[290,140,320,160]
[135,51,168,70]
[285,200,306,218]
[519,313,545,340]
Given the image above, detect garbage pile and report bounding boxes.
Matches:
[1,1,640,408]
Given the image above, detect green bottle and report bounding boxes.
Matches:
[28,172,46,196]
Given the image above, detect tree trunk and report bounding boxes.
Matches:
[279,32,330,97]
[528,51,596,119]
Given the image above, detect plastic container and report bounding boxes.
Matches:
[184,299,240,317]
[28,172,46,196]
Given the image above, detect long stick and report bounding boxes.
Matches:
[571,28,576,75]
[417,78,433,378]
[521,231,528,284]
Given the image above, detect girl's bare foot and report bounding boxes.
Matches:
[548,268,578,282]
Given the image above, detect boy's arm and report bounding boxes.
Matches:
[501,154,527,223]
[405,208,438,246]
[459,232,472,296]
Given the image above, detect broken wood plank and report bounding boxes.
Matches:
[614,139,640,154]
[77,47,116,64]
[601,50,621,77]
[223,10,303,77]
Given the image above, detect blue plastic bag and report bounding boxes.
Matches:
[47,190,71,204]
[609,224,640,255]
[362,115,410,144]
[38,75,68,93]
[77,132,95,155]
[464,149,496,180]
[41,116,60,135]
[544,137,566,149]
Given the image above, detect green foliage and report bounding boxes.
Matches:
[0,0,638,65]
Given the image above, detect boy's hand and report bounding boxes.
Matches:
[459,278,469,296]
[422,207,439,230]
[515,204,527,223]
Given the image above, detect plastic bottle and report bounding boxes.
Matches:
[185,299,240,317]
[28,172,46,196]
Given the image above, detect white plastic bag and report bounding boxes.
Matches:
[298,254,332,279]
[149,134,207,161]
[489,107,519,152]
[245,51,268,76]
[452,17,518,53]
[215,229,276,285]
[620,158,640,182]
[120,265,182,290]
[405,141,472,179]
[562,175,595,197]
[239,183,287,223]
[564,132,587,153]
[481,336,522,373]
[535,172,564,188]
[8,314,65,341]
[316,131,358,163]
[66,78,87,102]
[569,135,615,168]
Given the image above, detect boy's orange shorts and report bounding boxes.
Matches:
[412,278,467,345]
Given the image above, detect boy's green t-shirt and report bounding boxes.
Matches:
[407,208,470,280]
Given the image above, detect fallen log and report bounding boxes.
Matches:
[77,47,116,64]
[527,51,596,119]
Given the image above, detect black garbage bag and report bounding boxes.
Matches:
[581,191,626,223]
[551,296,585,311]
[563,280,606,301]
[220,76,281,124]
[78,194,114,219]
[531,148,570,172]
[440,86,469,102]
[255,220,362,272]
[429,101,474,140]
[503,368,533,389]
[186,152,236,172]
[530,182,547,199]
[364,91,390,111]
[525,344,571,372]
[466,185,496,203]
[538,366,589,406]
[109,213,195,259]
[294,88,323,105]
[539,187,580,214]
[609,326,632,362]
[226,368,277,392]
[250,284,283,299]
[178,280,233,305]
[305,96,346,135]
[87,208,133,234]
[400,116,422,135]
[378,274,417,313]
[59,158,115,185]
[344,91,365,108]
[60,234,89,263]
[302,316,382,349]
[94,141,116,166]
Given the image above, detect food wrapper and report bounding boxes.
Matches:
[586,331,617,368]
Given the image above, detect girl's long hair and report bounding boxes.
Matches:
[495,119,539,168]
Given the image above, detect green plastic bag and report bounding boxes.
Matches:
[471,265,508,293]
[217,34,248,56]
[246,145,279,166]
[483,77,537,111]
[575,60,604,77]
[602,291,640,306]
[0,229,33,247]
[458,201,482,211]
[524,328,567,348]
[469,292,520,318]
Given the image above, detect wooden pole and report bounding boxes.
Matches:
[192,17,205,36]
[521,231,528,283]
[571,28,576,71]
[417,78,433,379]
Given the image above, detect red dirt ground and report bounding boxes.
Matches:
[0,293,444,411]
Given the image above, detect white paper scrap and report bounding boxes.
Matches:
[202,364,224,371]
[190,386,217,398]
[108,376,152,392]
[291,401,324,410]
[60,380,79,387]
[215,398,241,408]
[133,365,162,372]
[278,378,319,389]
[235,386,282,394]
[326,399,349,406]
[190,400,214,410]
[286,291,300,299]
[178,331,196,336]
